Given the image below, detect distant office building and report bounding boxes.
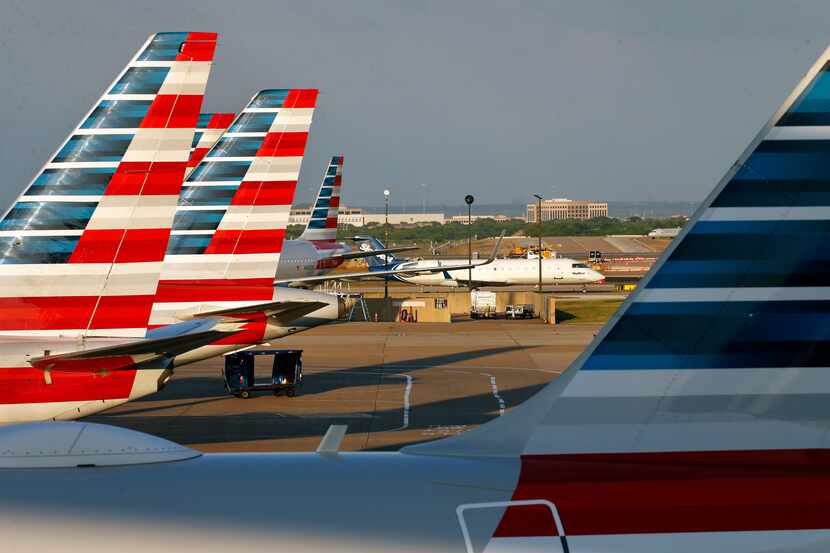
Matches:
[526,198,608,222]
[447,214,524,224]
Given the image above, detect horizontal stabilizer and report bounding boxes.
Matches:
[179,300,330,323]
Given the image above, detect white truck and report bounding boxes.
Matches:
[470,290,497,319]
[506,304,535,320]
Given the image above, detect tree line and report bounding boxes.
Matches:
[286,216,687,242]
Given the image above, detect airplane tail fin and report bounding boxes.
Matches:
[187,113,235,175]
[0,32,216,337]
[408,45,830,460]
[153,89,318,327]
[352,235,400,270]
[297,155,344,245]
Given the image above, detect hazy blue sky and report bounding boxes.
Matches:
[1,0,829,209]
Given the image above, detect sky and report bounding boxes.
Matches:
[1,0,829,210]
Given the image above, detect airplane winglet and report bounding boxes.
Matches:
[486,231,506,263]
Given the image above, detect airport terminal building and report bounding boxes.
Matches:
[527,198,609,221]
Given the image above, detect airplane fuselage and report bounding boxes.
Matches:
[1,446,827,553]
[390,257,604,287]
[276,239,351,281]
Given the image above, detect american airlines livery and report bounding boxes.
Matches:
[187,112,235,172]
[3,41,830,553]
[0,34,340,424]
[152,87,342,364]
[276,155,352,278]
[275,155,418,283]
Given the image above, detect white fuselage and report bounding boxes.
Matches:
[393,257,604,287]
[276,239,351,281]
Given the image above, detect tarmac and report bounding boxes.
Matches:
[88,319,601,453]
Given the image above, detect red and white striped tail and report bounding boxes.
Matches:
[187,113,235,175]
[297,155,344,246]
[0,32,216,338]
[153,89,318,329]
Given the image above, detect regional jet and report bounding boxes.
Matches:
[354,236,605,287]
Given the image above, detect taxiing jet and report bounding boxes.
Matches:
[293,236,604,287]
[3,38,828,553]
[0,34,339,424]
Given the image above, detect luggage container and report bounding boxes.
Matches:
[223,349,303,399]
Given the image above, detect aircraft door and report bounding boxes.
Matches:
[456,500,568,553]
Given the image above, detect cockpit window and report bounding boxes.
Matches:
[572,263,589,268]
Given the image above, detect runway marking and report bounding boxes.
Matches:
[483,373,506,416]
[319,368,411,433]
[391,374,413,431]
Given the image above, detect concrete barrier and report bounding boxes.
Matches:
[394,297,451,323]
[361,297,452,323]
[355,289,556,322]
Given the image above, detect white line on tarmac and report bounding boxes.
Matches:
[483,373,506,416]
[391,374,413,431]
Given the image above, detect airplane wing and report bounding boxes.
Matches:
[327,245,418,262]
[274,233,504,286]
[177,301,330,324]
[28,329,239,372]
[28,300,332,373]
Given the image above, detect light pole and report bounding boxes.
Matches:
[533,194,543,291]
[384,189,390,300]
[465,194,474,290]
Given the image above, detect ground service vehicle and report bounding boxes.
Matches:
[506,304,534,319]
[224,350,303,398]
[470,290,497,319]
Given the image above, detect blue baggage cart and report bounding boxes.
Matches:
[223,349,303,399]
